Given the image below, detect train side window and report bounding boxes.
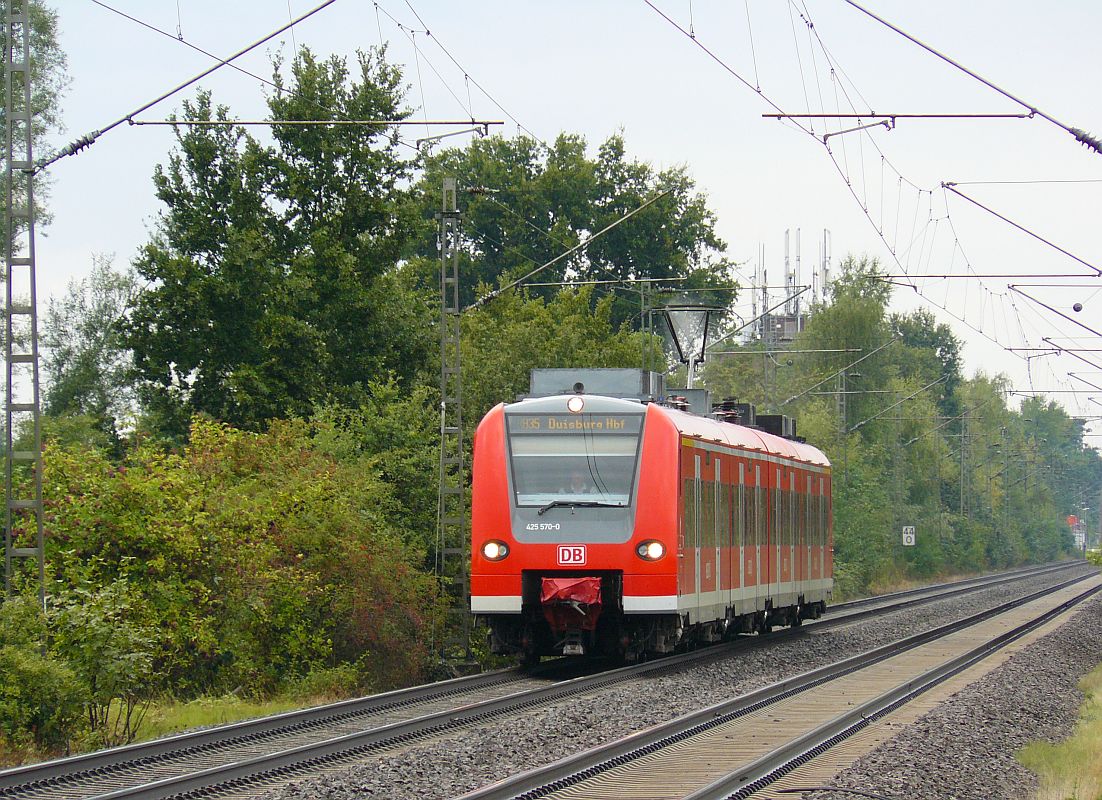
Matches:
[806,476,815,550]
[715,461,725,552]
[702,480,715,550]
[682,478,694,548]
[756,465,764,550]
[821,477,828,552]
[795,475,801,551]
[737,463,745,551]
[812,477,817,552]
[775,473,782,549]
[788,471,795,549]
[750,475,758,550]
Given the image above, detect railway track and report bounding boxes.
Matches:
[0,561,1091,800]
[460,570,1102,800]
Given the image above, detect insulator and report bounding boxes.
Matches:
[1071,127,1102,155]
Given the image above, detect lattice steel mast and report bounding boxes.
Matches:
[3,0,45,605]
[435,177,468,654]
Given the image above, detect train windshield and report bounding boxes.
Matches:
[506,413,644,508]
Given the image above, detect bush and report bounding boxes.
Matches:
[283,664,362,700]
[51,582,156,747]
[42,415,443,700]
[0,597,84,751]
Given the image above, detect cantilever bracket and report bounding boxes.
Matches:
[823,118,894,143]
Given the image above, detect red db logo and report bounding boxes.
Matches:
[557,545,587,565]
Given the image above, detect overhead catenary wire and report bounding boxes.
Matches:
[779,338,899,408]
[943,184,1102,277]
[128,118,501,127]
[463,188,674,311]
[38,0,342,173]
[1009,287,1102,340]
[90,0,284,92]
[373,0,550,147]
[87,0,446,154]
[778,5,1095,374]
[839,0,1102,155]
[849,375,948,433]
[647,1,1051,368]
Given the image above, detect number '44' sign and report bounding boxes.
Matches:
[902,526,916,546]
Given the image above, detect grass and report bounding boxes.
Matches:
[135,694,325,743]
[1018,662,1102,800]
[0,688,360,769]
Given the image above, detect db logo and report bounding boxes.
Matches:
[557,545,587,565]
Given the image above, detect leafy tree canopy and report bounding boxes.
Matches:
[42,255,139,449]
[414,131,736,322]
[1,0,69,251]
[123,48,433,433]
[462,285,664,426]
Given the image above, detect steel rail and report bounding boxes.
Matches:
[685,581,1102,800]
[827,560,1074,613]
[0,666,541,791]
[0,562,1087,799]
[457,571,1098,800]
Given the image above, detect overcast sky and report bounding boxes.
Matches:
[40,0,1102,439]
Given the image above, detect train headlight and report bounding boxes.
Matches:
[482,540,510,561]
[566,395,585,413]
[636,540,665,561]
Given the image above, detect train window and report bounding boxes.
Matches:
[737,463,745,551]
[715,462,727,551]
[702,481,715,549]
[755,465,763,549]
[775,468,782,550]
[789,472,796,549]
[506,413,644,507]
[726,482,734,551]
[683,478,695,549]
[821,479,828,552]
[806,475,813,552]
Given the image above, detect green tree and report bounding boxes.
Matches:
[311,378,440,555]
[42,255,139,448]
[415,132,734,321]
[1,0,69,252]
[51,581,155,747]
[889,307,963,420]
[124,48,432,434]
[461,285,663,426]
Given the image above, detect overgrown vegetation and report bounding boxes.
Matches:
[703,256,1099,596]
[1018,662,1102,800]
[2,12,1099,764]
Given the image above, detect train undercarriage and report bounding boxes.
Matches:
[481,570,827,663]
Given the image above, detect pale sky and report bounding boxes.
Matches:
[39,1,1102,439]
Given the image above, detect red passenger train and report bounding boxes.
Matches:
[470,370,833,662]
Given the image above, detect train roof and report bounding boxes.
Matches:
[655,403,831,468]
[500,393,831,469]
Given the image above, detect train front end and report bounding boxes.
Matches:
[470,393,678,661]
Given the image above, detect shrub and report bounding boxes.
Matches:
[0,597,84,751]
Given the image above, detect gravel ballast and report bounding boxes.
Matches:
[264,565,1101,800]
[806,593,1102,800]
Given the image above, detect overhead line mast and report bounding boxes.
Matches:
[435,178,468,657]
[4,0,44,606]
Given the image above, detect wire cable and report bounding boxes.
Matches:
[839,0,1101,155]
[90,0,283,94]
[41,0,341,173]
[381,0,550,147]
[942,183,1102,276]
